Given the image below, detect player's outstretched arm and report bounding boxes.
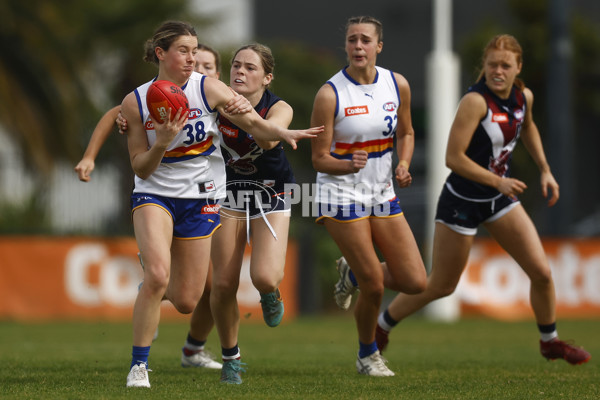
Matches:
[75,105,121,182]
[206,78,323,149]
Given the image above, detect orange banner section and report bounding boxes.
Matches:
[0,236,297,322]
[457,238,600,320]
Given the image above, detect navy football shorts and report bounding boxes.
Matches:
[435,184,519,236]
[219,180,291,219]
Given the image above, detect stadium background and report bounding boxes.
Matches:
[1,0,600,322]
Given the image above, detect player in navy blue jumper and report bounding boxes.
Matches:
[122,21,321,388]
[209,43,297,384]
[371,34,591,365]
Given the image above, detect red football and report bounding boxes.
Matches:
[146,80,189,123]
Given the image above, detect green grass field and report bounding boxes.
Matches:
[0,316,598,399]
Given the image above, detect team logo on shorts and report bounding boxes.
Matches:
[201,204,220,214]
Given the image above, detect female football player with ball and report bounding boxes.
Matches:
[76,42,242,373]
[114,41,300,385]
[121,20,322,388]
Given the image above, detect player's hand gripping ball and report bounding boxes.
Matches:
[146,80,189,123]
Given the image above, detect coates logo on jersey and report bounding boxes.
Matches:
[201,204,220,214]
[492,113,509,123]
[382,102,397,112]
[219,124,239,138]
[345,105,369,117]
[145,119,155,130]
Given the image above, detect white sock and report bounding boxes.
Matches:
[540,331,558,342]
[377,312,392,332]
[184,342,204,352]
[222,351,241,361]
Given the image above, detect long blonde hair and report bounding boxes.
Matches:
[476,34,525,90]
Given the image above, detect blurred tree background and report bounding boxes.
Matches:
[0,0,212,234]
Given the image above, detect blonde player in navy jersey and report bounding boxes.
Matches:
[121,20,322,388]
[210,43,296,384]
[372,35,591,365]
[120,43,299,384]
[310,16,427,377]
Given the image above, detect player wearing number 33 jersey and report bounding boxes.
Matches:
[132,71,226,200]
[316,66,400,206]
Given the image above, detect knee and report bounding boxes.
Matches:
[388,266,427,294]
[170,290,202,314]
[402,275,427,295]
[399,266,428,294]
[428,283,456,300]
[171,300,195,314]
[142,265,170,294]
[359,278,385,302]
[211,278,239,300]
[529,266,553,288]
[251,270,283,294]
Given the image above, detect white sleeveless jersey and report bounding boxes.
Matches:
[132,72,226,199]
[316,66,400,206]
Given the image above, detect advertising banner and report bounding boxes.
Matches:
[457,238,600,320]
[0,237,298,322]
[1,237,598,321]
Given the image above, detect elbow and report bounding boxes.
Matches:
[135,171,150,180]
[130,155,152,180]
[311,154,324,172]
[132,165,151,180]
[445,154,459,172]
[255,138,277,150]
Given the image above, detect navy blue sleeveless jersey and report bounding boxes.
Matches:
[217,90,295,190]
[445,79,527,200]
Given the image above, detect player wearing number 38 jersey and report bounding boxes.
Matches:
[132,72,226,199]
[122,21,322,389]
[315,66,399,207]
